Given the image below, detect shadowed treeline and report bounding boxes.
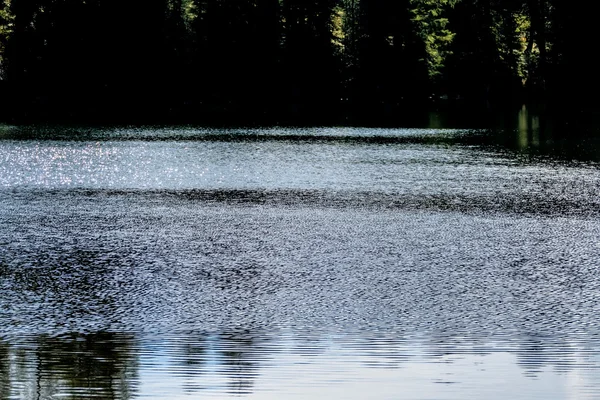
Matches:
[0,0,597,124]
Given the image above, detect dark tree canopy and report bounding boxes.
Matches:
[0,0,595,124]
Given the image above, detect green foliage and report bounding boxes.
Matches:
[410,0,457,79]
[0,0,596,121]
[513,12,531,82]
[0,0,14,79]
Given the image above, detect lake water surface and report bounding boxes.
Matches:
[1,116,600,399]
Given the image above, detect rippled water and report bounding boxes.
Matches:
[1,123,600,399]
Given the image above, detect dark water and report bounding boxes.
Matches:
[1,113,600,399]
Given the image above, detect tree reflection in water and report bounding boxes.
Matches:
[0,331,600,399]
[0,333,138,400]
[0,341,10,399]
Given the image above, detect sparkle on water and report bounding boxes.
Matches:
[1,122,600,399]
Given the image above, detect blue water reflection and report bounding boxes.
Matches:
[2,332,600,399]
[1,124,600,399]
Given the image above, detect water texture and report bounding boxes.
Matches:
[0,125,599,399]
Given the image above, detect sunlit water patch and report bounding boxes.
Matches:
[1,126,600,399]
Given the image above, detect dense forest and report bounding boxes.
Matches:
[0,0,595,124]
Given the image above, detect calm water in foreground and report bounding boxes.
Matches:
[1,111,600,399]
